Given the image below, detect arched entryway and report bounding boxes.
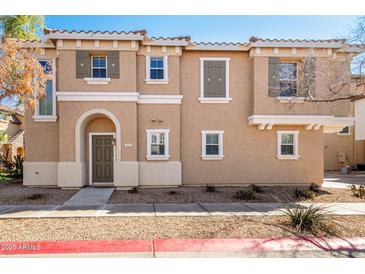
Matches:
[75,109,121,185]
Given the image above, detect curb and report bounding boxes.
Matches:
[1,237,365,255]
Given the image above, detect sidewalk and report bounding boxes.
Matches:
[1,202,365,218]
[2,237,365,257]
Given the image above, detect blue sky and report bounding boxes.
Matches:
[45,16,359,42]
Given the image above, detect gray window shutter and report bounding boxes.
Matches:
[76,51,90,79]
[268,57,280,97]
[204,61,226,98]
[107,51,120,79]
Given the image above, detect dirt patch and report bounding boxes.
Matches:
[0,181,77,205]
[109,185,365,204]
[0,215,364,241]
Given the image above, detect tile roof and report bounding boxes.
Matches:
[248,36,346,43]
[44,28,147,36]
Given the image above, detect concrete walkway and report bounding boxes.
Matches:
[63,187,114,206]
[1,202,365,218]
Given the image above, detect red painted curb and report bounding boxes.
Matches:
[154,237,365,252]
[1,237,365,255]
[0,240,151,255]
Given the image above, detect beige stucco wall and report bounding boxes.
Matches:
[251,56,353,116]
[137,55,180,94]
[137,104,181,161]
[180,51,323,185]
[25,110,59,162]
[324,128,365,171]
[58,101,137,162]
[58,50,137,92]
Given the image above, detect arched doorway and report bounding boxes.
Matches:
[75,109,121,185]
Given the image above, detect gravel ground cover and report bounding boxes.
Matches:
[0,215,364,241]
[109,185,365,204]
[0,181,77,205]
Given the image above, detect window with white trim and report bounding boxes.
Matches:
[37,60,54,117]
[201,130,224,160]
[146,129,170,160]
[277,131,299,160]
[279,62,297,97]
[92,56,107,78]
[338,126,351,136]
[146,56,168,83]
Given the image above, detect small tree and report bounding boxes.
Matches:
[0,15,47,109]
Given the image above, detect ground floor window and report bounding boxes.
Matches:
[276,130,299,160]
[201,130,224,160]
[146,129,170,160]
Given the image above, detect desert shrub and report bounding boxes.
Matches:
[206,185,216,193]
[283,205,327,232]
[309,183,321,193]
[127,187,139,194]
[234,189,255,200]
[250,184,263,193]
[167,190,177,195]
[351,185,365,199]
[294,188,315,200]
[26,193,44,200]
[0,154,24,179]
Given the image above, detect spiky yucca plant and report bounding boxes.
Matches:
[283,205,327,232]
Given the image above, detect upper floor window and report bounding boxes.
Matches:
[277,130,299,160]
[146,129,170,160]
[145,56,168,84]
[0,112,8,121]
[201,130,224,160]
[279,62,297,97]
[33,59,57,122]
[39,60,52,75]
[200,58,231,103]
[150,57,164,79]
[92,56,107,78]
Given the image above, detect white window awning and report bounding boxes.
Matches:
[248,115,354,133]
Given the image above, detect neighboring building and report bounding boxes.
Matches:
[23,28,364,188]
[0,105,25,161]
[324,74,365,171]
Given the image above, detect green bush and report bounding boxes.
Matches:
[250,184,263,193]
[294,188,315,200]
[309,183,321,193]
[127,187,138,194]
[283,205,327,232]
[0,154,24,179]
[234,189,255,200]
[351,185,365,199]
[206,185,216,193]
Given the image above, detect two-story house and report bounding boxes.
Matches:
[23,28,362,188]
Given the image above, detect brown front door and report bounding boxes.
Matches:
[92,135,114,183]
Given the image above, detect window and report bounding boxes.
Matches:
[201,130,224,160]
[0,112,8,121]
[92,56,107,78]
[338,126,351,136]
[39,80,53,115]
[200,58,231,103]
[150,57,164,79]
[39,60,52,75]
[279,62,297,97]
[35,60,56,121]
[146,56,168,83]
[277,131,299,160]
[146,129,170,160]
